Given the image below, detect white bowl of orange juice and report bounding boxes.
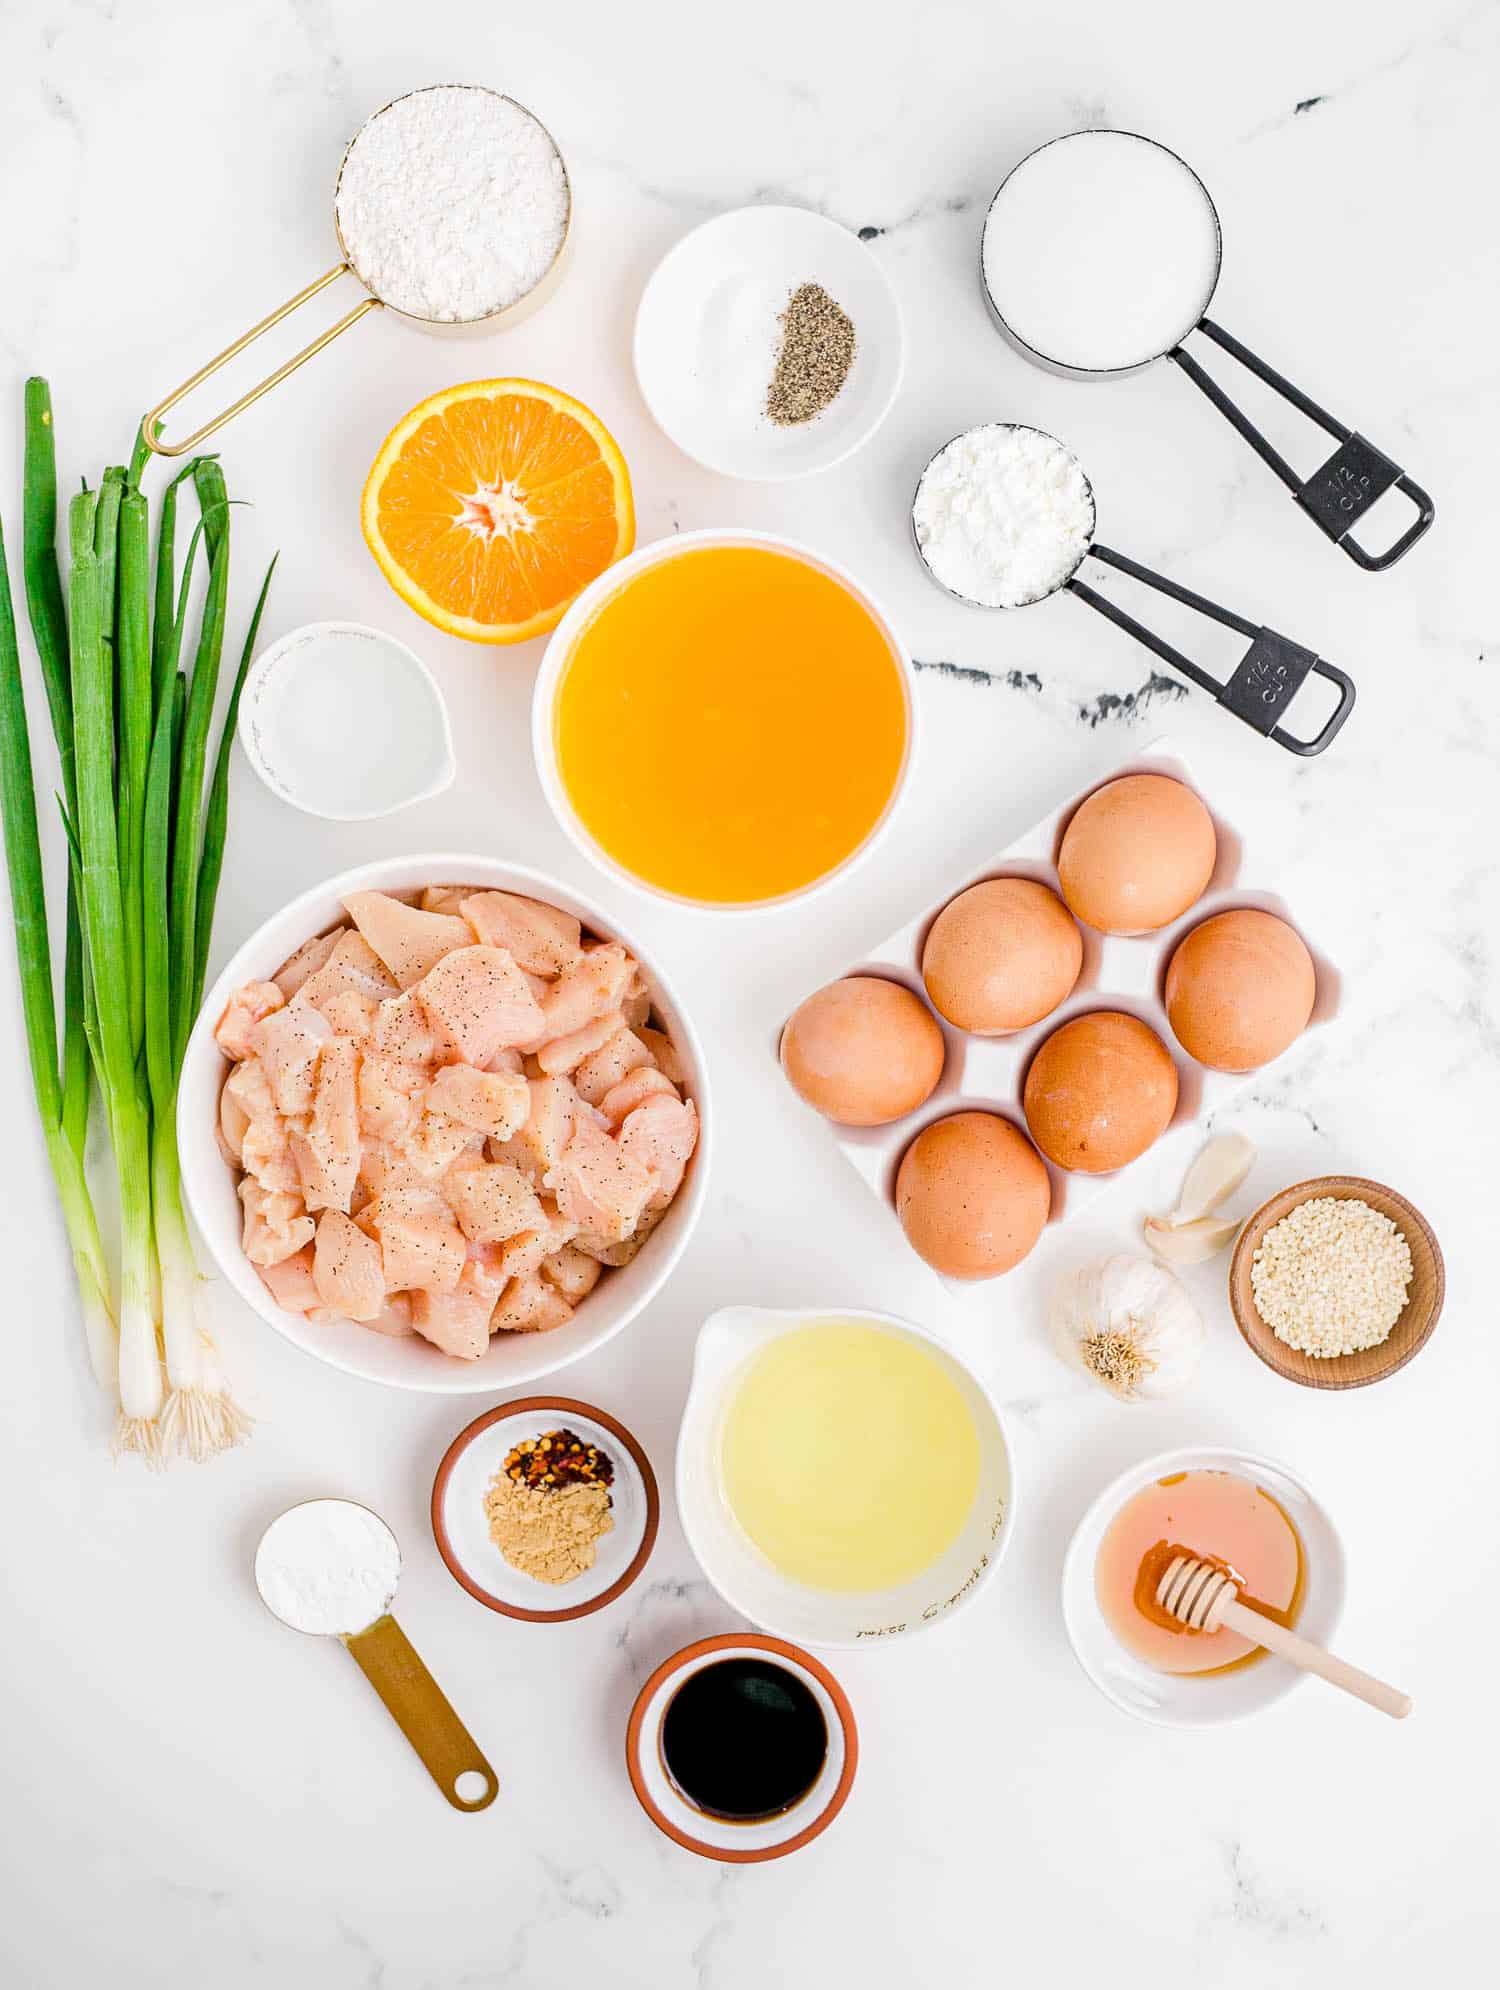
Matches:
[1062,1446,1349,1727]
[531,531,915,912]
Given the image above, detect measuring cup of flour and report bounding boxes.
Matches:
[980,130,1433,571]
[144,84,571,457]
[254,1498,498,1811]
[912,423,1355,755]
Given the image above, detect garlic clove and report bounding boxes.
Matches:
[1144,1213,1241,1265]
[1169,1132,1255,1227]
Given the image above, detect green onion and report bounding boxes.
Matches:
[0,500,116,1393]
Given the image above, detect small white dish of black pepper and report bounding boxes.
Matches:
[633,204,904,481]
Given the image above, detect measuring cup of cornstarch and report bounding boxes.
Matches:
[145,84,571,456]
[911,423,1356,755]
[254,1498,498,1811]
[979,130,1433,570]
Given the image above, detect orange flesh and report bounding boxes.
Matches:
[553,546,909,904]
[1095,1469,1305,1675]
[372,390,628,632]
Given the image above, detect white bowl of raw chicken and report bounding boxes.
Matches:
[178,855,710,1393]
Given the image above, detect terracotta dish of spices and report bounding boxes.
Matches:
[432,1398,658,1622]
[633,204,903,481]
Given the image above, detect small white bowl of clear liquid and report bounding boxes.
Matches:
[238,619,456,821]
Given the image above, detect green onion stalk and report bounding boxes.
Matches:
[0,381,275,1463]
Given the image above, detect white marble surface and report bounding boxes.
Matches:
[1,0,1496,1981]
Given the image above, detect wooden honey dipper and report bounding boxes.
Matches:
[1156,1552,1412,1720]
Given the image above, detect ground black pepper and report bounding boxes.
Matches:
[766,282,856,426]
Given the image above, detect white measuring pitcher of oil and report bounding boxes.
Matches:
[675,1307,1016,1650]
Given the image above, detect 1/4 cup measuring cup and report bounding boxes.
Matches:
[912,424,1355,756]
[143,84,571,457]
[980,130,1433,571]
[254,1498,498,1811]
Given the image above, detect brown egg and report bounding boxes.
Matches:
[1057,774,1216,934]
[922,877,1083,1034]
[1165,909,1316,1072]
[1023,1012,1178,1173]
[895,1112,1051,1279]
[780,976,945,1126]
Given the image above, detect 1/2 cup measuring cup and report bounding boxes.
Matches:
[912,424,1355,756]
[980,130,1433,571]
[143,84,571,457]
[254,1498,498,1812]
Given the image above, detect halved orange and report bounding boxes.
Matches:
[361,379,635,645]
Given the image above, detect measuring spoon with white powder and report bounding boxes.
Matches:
[980,131,1433,570]
[912,423,1355,755]
[144,84,572,456]
[255,1499,498,1811]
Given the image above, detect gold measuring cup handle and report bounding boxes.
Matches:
[344,1611,498,1811]
[142,264,381,458]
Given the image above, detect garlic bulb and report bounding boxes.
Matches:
[1050,1254,1205,1402]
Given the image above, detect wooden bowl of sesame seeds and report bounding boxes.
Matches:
[1229,1176,1445,1390]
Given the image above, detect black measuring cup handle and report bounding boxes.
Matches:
[1066,544,1355,756]
[1169,319,1434,572]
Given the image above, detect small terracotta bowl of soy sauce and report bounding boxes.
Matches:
[626,1634,858,1861]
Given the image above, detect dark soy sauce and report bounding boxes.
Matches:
[661,1658,827,1821]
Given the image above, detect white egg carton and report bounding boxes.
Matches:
[785,740,1341,1259]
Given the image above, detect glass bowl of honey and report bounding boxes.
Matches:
[532,531,914,913]
[1061,1446,1348,1726]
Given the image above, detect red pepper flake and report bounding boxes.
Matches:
[503,1427,614,1491]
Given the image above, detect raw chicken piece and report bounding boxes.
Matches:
[573,1202,667,1267]
[224,1056,277,1124]
[460,891,584,974]
[487,1131,542,1183]
[273,926,344,999]
[365,1195,466,1292]
[416,946,544,1066]
[250,999,333,1114]
[618,1094,699,1205]
[424,1064,528,1140]
[534,1009,625,1077]
[547,1112,654,1243]
[573,1028,653,1107]
[421,885,470,916]
[357,1055,426,1142]
[400,1111,483,1178]
[219,1083,251,1165]
[529,943,634,1045]
[215,980,284,1060]
[636,1026,685,1086]
[369,989,440,1065]
[364,1293,415,1338]
[446,1160,544,1245]
[495,1198,578,1279]
[290,1039,361,1212]
[357,1144,431,1205]
[318,990,378,1039]
[621,982,651,1029]
[241,1112,301,1194]
[597,1066,678,1126]
[517,1075,579,1173]
[240,1178,315,1267]
[459,1240,511,1308]
[298,931,400,1011]
[312,1209,385,1321]
[259,1243,321,1314]
[486,1045,524,1075]
[491,1273,574,1334]
[410,1287,493,1360]
[344,890,472,989]
[540,1243,602,1303]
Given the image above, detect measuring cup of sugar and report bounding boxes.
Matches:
[254,1498,498,1811]
[144,84,571,457]
[980,131,1433,572]
[912,423,1355,756]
